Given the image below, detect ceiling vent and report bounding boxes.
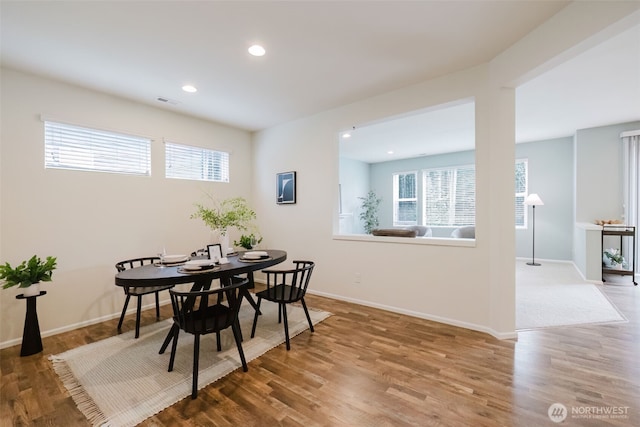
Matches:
[156,97,180,105]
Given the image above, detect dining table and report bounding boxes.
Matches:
[114,249,287,351]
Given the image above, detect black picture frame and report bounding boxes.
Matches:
[207,244,222,261]
[276,171,296,204]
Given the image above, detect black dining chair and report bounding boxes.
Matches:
[250,260,315,350]
[115,257,174,338]
[167,278,249,399]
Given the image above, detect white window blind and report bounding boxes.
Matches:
[423,165,475,227]
[515,159,528,228]
[165,142,229,182]
[393,172,417,225]
[44,121,151,175]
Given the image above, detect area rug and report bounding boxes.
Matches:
[516,262,626,330]
[50,303,331,427]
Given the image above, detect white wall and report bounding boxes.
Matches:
[515,137,574,261]
[250,3,638,338]
[252,64,516,337]
[0,68,252,346]
[1,2,634,345]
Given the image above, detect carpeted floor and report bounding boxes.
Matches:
[50,302,331,427]
[516,261,627,330]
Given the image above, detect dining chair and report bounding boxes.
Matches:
[167,278,249,399]
[250,260,315,350]
[115,257,174,338]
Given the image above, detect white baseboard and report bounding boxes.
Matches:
[0,298,172,350]
[305,289,517,340]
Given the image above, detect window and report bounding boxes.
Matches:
[393,172,417,225]
[423,165,475,227]
[421,160,527,228]
[44,121,151,175]
[515,159,528,228]
[165,142,229,182]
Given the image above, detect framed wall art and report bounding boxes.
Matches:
[207,243,222,261]
[276,171,296,204]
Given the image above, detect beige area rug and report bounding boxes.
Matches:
[50,302,331,427]
[516,261,626,330]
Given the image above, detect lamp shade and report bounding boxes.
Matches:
[524,193,544,206]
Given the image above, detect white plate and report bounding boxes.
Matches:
[243,251,268,259]
[183,259,216,270]
[162,254,188,263]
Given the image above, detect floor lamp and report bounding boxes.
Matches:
[524,193,544,266]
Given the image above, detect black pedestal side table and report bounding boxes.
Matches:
[15,291,47,357]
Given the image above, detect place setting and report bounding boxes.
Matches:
[238,250,272,263]
[177,259,220,274]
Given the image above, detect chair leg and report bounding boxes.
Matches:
[117,295,131,331]
[278,303,282,324]
[159,323,178,354]
[154,292,161,319]
[281,303,290,351]
[250,297,262,338]
[216,331,222,352]
[168,327,180,372]
[232,320,248,372]
[300,297,315,333]
[192,334,200,399]
[135,296,142,338]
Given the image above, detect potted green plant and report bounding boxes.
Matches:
[191,196,257,255]
[234,233,263,250]
[0,255,57,297]
[603,248,626,270]
[358,190,382,234]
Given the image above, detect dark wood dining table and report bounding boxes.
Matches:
[115,249,287,352]
[114,249,287,292]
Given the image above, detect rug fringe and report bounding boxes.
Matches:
[49,356,109,426]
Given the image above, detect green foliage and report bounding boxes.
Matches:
[358,190,382,234]
[604,248,625,265]
[234,233,263,250]
[191,196,257,235]
[0,255,57,289]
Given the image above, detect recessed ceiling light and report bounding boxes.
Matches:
[248,44,266,57]
[342,132,351,138]
[387,150,394,155]
[182,85,197,93]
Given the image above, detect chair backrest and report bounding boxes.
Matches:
[169,279,249,335]
[263,260,315,303]
[115,257,160,272]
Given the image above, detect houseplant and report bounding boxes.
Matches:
[603,248,626,269]
[191,196,257,254]
[234,233,263,250]
[0,255,57,296]
[358,190,382,234]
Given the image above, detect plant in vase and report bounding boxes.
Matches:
[358,190,382,234]
[603,248,626,269]
[234,233,263,250]
[0,255,57,296]
[191,196,257,255]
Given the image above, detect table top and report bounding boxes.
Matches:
[115,249,287,287]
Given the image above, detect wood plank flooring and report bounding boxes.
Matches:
[1,280,638,426]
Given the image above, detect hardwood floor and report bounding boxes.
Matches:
[1,281,638,426]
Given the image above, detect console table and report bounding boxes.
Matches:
[15,291,46,356]
[602,225,637,286]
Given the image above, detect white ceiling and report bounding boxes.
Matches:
[1,1,638,163]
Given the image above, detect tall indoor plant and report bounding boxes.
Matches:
[0,255,57,297]
[359,190,382,234]
[191,196,257,255]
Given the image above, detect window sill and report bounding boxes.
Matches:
[332,233,476,247]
